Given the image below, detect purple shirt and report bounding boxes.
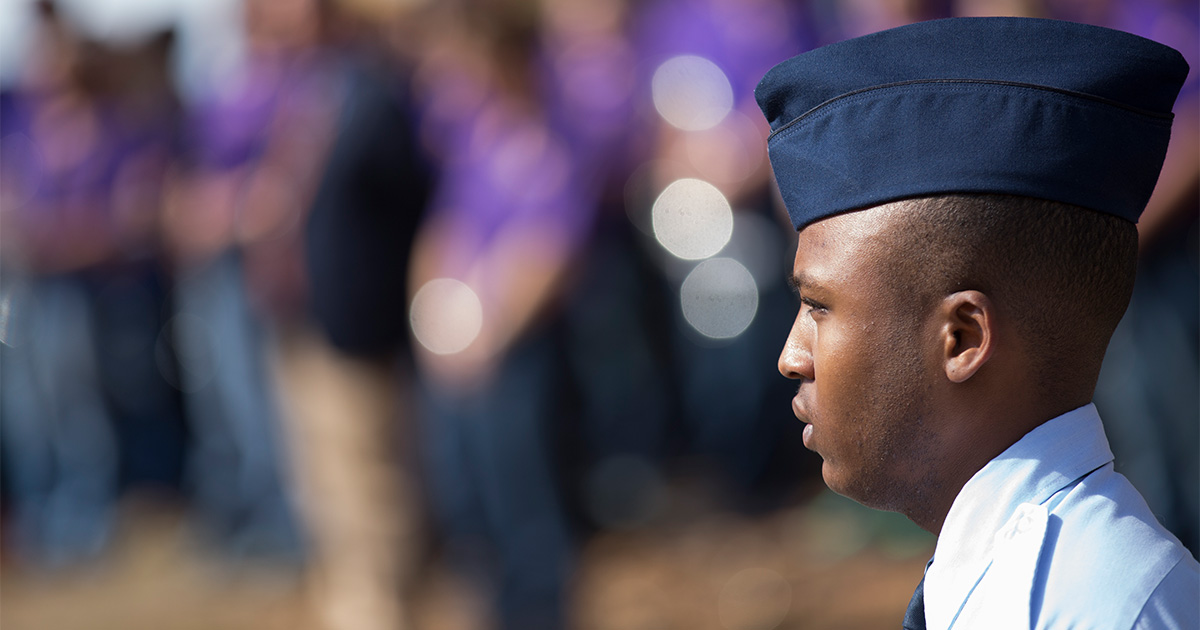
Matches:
[186,52,336,171]
[2,88,173,259]
[417,57,593,278]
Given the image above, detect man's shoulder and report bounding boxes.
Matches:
[1048,462,1190,566]
[932,407,1197,629]
[1033,463,1199,628]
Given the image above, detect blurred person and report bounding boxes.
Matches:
[537,0,679,534]
[78,20,189,515]
[757,17,1197,629]
[285,3,436,629]
[161,0,315,563]
[408,3,596,627]
[623,0,818,505]
[170,0,437,629]
[0,0,184,566]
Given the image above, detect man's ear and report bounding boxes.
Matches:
[938,290,995,383]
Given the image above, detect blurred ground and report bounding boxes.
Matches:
[1,483,933,630]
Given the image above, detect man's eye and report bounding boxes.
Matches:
[801,297,827,315]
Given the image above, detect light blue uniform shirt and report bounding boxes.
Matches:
[924,404,1199,629]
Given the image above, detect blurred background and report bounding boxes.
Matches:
[0,0,1195,629]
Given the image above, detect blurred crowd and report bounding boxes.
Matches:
[0,0,1195,629]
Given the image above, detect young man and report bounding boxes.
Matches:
[755,17,1199,629]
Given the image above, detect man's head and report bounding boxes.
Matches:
[755,17,1188,527]
[779,194,1137,524]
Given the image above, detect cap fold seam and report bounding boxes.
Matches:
[767,78,1174,142]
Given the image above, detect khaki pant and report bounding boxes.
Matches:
[272,329,420,630]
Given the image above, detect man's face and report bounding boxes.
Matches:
[780,206,941,511]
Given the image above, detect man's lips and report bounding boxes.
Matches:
[791,395,815,449]
[791,396,809,422]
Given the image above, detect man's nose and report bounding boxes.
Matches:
[778,313,814,381]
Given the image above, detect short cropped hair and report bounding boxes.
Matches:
[888,194,1138,396]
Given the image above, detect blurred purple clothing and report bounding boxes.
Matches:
[186,53,335,171]
[2,90,172,262]
[4,96,113,222]
[418,69,592,279]
[633,0,813,106]
[186,70,277,171]
[540,31,640,188]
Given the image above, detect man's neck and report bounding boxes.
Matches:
[906,395,1089,535]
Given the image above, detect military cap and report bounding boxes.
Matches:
[755,17,1190,231]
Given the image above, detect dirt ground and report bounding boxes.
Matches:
[0,485,933,630]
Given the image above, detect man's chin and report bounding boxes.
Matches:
[820,462,849,497]
[821,465,878,509]
[824,476,913,518]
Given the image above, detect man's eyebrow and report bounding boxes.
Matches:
[788,272,821,296]
[787,274,802,297]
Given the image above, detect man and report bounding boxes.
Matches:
[754,17,1199,629]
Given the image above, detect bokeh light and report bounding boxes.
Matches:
[409,278,483,355]
[651,55,733,131]
[680,257,759,339]
[717,567,791,630]
[652,178,733,260]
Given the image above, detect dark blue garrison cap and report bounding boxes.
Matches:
[755,17,1190,231]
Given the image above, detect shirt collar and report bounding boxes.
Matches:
[924,403,1115,629]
